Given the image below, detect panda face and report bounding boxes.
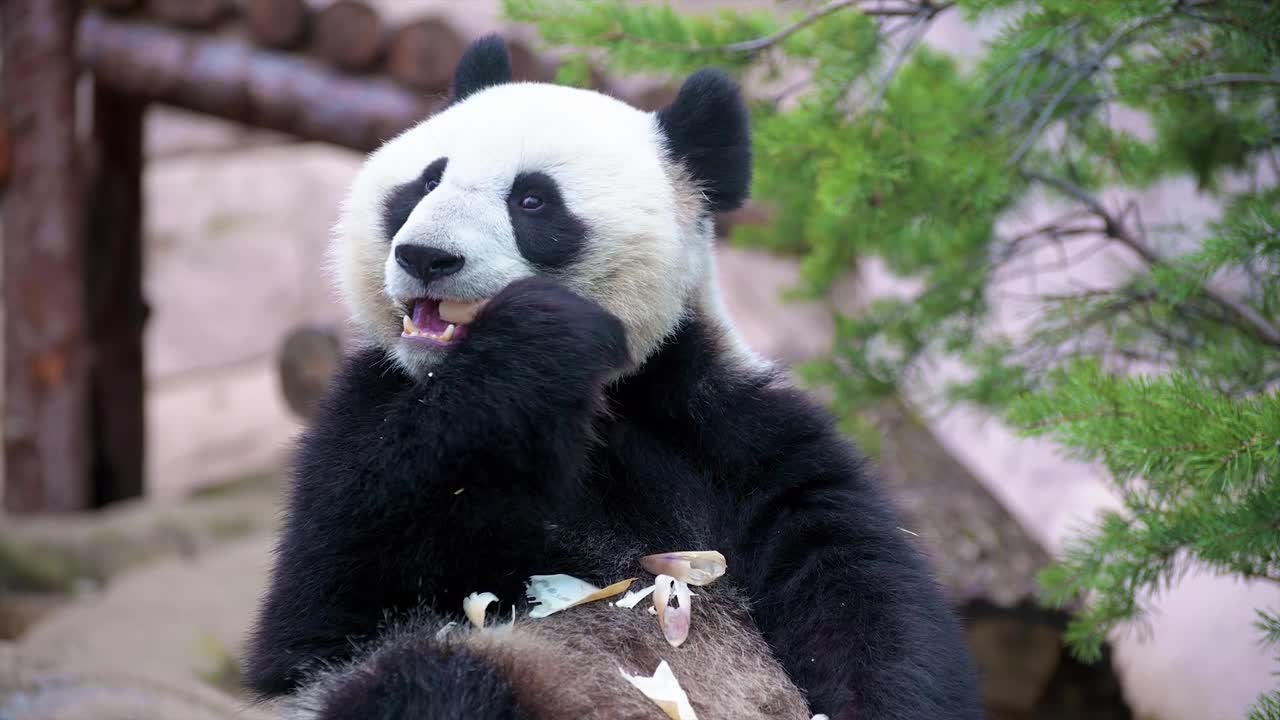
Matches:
[331,37,752,378]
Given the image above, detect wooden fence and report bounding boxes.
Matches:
[2,0,759,513]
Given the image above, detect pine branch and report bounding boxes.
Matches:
[580,0,951,58]
[1169,73,1280,90]
[1023,171,1280,349]
[1250,690,1280,720]
[719,0,943,54]
[868,6,939,111]
[1070,72,1280,108]
[1008,7,1178,165]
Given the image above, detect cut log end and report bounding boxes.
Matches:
[312,0,385,72]
[385,17,464,92]
[278,326,343,422]
[92,0,141,13]
[245,0,309,50]
[505,38,555,84]
[624,84,679,112]
[146,0,229,29]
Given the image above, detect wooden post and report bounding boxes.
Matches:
[85,85,147,506]
[0,120,11,189]
[2,0,93,512]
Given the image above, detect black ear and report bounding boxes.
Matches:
[656,69,752,212]
[452,35,513,103]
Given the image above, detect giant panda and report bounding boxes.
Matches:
[245,35,981,720]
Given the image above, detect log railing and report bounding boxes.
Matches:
[2,0,764,512]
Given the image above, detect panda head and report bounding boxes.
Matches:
[333,35,754,378]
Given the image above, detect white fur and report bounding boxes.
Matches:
[332,81,764,377]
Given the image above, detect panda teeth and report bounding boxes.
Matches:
[403,315,458,342]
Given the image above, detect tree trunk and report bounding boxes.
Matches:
[2,0,93,512]
[84,85,147,507]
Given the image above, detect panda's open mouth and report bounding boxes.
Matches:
[401,298,486,346]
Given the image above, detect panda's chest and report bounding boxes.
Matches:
[583,420,728,548]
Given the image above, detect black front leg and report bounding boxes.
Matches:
[245,278,627,697]
[733,400,981,720]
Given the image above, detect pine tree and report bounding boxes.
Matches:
[504,0,1280,714]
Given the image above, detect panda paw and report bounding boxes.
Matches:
[469,277,629,374]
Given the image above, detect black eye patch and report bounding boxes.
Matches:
[507,171,586,270]
[381,157,448,241]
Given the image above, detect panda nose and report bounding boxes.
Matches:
[395,245,465,283]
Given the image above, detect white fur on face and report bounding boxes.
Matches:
[332,82,756,377]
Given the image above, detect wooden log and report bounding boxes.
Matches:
[93,0,140,13]
[505,37,555,83]
[84,84,147,507]
[385,17,464,92]
[79,12,440,152]
[623,84,679,112]
[2,0,93,512]
[312,0,384,72]
[245,0,309,50]
[714,202,771,239]
[278,325,343,421]
[146,0,229,29]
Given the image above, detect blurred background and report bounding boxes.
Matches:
[1,1,1277,719]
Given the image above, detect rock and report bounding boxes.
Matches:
[0,475,280,592]
[0,642,272,720]
[0,595,67,641]
[12,535,275,718]
[869,397,1051,608]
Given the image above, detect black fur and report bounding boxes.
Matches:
[657,70,752,212]
[382,157,447,240]
[246,277,626,698]
[245,278,981,719]
[451,34,513,104]
[508,171,588,270]
[314,641,529,720]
